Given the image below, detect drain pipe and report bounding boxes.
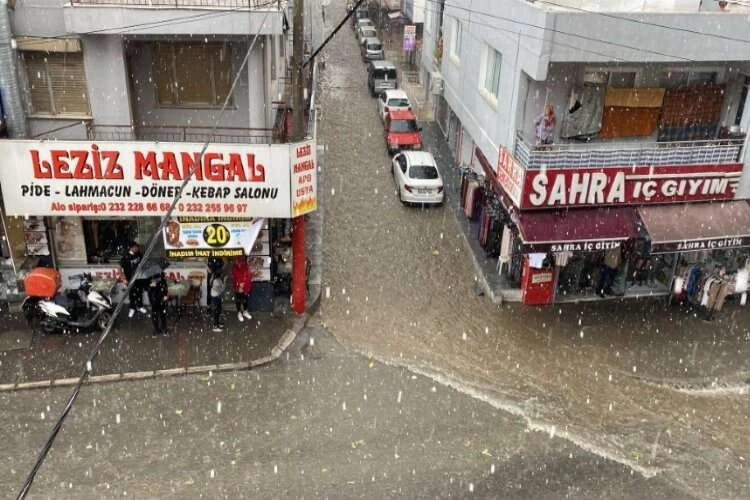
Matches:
[0,0,28,138]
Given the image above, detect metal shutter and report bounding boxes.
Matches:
[46,52,89,115]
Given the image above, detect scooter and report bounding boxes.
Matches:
[22,273,115,334]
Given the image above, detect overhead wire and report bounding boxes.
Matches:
[425,0,698,61]
[15,9,273,499]
[536,0,750,46]
[5,0,282,50]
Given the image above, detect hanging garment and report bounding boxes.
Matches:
[603,248,621,270]
[499,226,512,264]
[560,85,605,139]
[713,281,731,312]
[554,251,573,267]
[701,277,715,307]
[735,269,749,293]
[528,253,546,269]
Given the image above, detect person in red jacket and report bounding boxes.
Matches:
[231,255,254,322]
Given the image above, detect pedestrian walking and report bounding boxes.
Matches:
[231,256,254,322]
[119,241,148,318]
[147,272,169,337]
[209,267,226,332]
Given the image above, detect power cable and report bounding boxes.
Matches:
[419,1,634,62]
[537,0,750,46]
[15,11,272,499]
[426,0,696,61]
[304,0,366,66]
[5,0,282,50]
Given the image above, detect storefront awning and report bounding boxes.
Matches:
[639,201,750,254]
[517,207,641,253]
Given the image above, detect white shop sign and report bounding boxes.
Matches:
[0,140,319,218]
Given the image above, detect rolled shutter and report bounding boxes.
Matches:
[46,52,89,115]
[23,52,53,114]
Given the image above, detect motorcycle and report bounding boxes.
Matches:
[22,273,116,334]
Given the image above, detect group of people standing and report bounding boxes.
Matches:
[119,242,256,337]
[207,256,256,333]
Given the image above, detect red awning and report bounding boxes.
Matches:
[517,207,641,253]
[639,201,750,254]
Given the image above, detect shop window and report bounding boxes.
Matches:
[480,44,502,101]
[152,42,233,107]
[82,219,137,264]
[23,51,90,116]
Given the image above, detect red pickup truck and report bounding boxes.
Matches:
[384,110,422,155]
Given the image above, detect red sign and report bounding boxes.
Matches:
[520,163,743,209]
[496,147,524,206]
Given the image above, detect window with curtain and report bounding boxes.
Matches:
[23,51,90,116]
[481,45,502,99]
[152,42,233,107]
[449,18,461,61]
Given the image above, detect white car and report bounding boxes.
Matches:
[377,89,411,122]
[392,151,444,205]
[357,25,377,43]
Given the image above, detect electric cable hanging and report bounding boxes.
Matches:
[2,0,281,50]
[15,11,272,499]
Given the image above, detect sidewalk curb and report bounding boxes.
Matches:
[0,287,323,393]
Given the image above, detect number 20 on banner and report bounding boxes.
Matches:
[203,224,230,247]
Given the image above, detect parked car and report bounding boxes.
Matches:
[378,89,411,122]
[357,25,377,43]
[352,8,370,28]
[361,37,385,62]
[367,60,398,97]
[384,109,422,154]
[355,18,375,34]
[391,151,444,205]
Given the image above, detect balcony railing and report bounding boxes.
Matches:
[69,0,284,8]
[514,132,745,170]
[87,124,278,144]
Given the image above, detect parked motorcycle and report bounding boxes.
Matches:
[22,268,115,334]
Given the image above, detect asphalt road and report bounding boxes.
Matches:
[316,1,750,498]
[0,328,688,499]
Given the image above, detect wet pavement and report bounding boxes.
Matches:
[0,308,291,385]
[0,328,688,499]
[317,1,750,498]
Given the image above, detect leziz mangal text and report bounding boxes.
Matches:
[30,145,267,182]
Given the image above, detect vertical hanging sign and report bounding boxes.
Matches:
[403,25,417,51]
[290,140,317,216]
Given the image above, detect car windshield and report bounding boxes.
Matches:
[409,165,439,180]
[367,42,382,51]
[373,69,397,80]
[388,98,409,107]
[390,119,418,133]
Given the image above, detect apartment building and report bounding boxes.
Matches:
[0,0,318,309]
[429,0,750,305]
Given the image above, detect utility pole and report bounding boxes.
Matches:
[291,0,306,314]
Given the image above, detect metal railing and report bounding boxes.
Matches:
[69,0,283,8]
[514,132,745,170]
[87,124,276,144]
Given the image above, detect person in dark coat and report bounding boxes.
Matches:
[119,241,147,318]
[147,272,169,337]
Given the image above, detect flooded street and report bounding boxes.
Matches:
[317,2,750,498]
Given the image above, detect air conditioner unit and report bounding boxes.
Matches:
[430,71,444,95]
[583,71,609,85]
